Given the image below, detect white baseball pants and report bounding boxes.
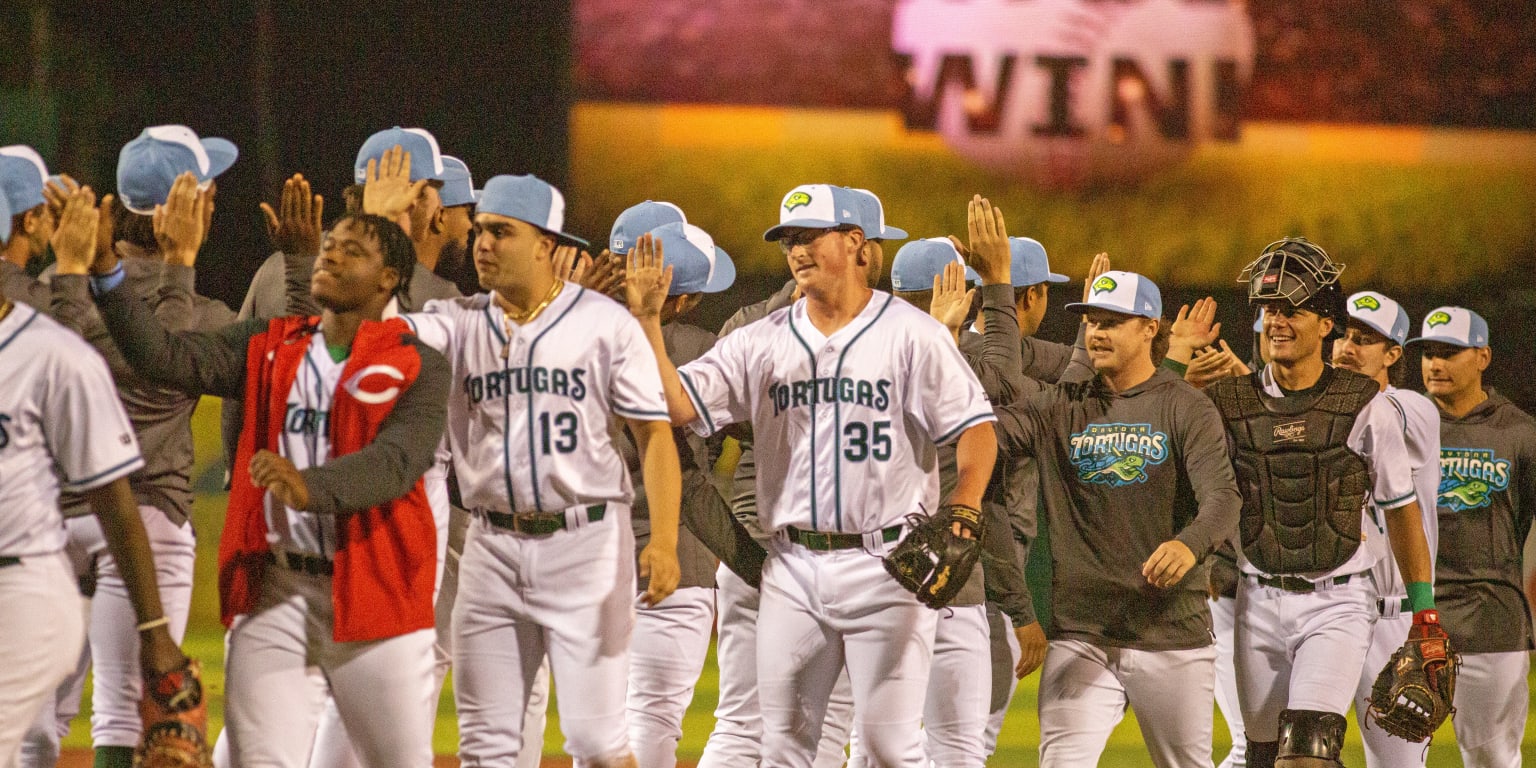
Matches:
[1036,638,1217,768]
[223,565,436,768]
[453,511,636,767]
[1234,574,1375,742]
[1353,608,1427,768]
[0,552,84,768]
[1451,651,1529,768]
[1209,595,1246,768]
[627,586,717,768]
[697,563,853,768]
[757,540,937,768]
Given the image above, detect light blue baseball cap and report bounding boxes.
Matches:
[610,200,686,255]
[650,222,735,295]
[352,127,447,185]
[439,156,478,207]
[0,189,12,243]
[763,184,865,242]
[1345,291,1410,347]
[477,174,589,248]
[1065,270,1162,319]
[1006,237,1069,287]
[846,188,908,241]
[891,237,966,292]
[116,126,238,215]
[1406,306,1489,348]
[0,145,49,214]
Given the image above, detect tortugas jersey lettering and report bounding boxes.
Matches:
[464,366,589,405]
[768,377,892,416]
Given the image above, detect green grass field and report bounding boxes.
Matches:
[59,399,1536,765]
[568,104,1536,292]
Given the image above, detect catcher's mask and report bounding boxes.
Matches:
[1239,237,1347,339]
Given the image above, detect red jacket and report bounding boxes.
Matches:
[220,316,437,642]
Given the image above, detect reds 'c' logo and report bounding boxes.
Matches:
[344,365,406,405]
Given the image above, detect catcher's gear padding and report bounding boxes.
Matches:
[138,658,213,768]
[883,503,984,609]
[1368,609,1459,742]
[1276,708,1346,766]
[1239,237,1348,337]
[1246,740,1278,768]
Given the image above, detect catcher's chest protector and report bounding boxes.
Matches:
[1209,370,1378,575]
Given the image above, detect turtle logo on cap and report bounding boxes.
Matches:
[784,191,812,211]
[1353,295,1381,311]
[1427,310,1453,327]
[1091,275,1117,294]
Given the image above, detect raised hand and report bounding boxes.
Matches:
[1082,252,1110,304]
[50,186,100,276]
[1185,340,1250,389]
[363,145,427,226]
[1170,296,1222,352]
[582,250,626,299]
[551,244,581,280]
[250,449,310,511]
[966,194,1011,285]
[261,174,324,257]
[929,259,976,341]
[624,234,672,319]
[153,172,209,267]
[43,173,80,221]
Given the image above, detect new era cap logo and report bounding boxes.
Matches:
[784,192,812,211]
[1353,296,1381,311]
[1427,311,1452,327]
[1091,276,1117,294]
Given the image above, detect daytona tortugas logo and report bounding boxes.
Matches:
[1068,422,1169,486]
[1353,295,1382,311]
[1438,447,1510,512]
[784,191,812,211]
[892,0,1256,188]
[1427,310,1453,327]
[1092,275,1118,294]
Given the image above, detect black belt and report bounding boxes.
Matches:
[1378,597,1411,615]
[1251,573,1353,594]
[484,503,607,535]
[784,524,902,551]
[265,550,334,576]
[0,556,20,569]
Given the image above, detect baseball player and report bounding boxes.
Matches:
[1409,306,1534,768]
[396,170,681,768]
[0,145,58,303]
[1202,238,1438,768]
[697,185,909,768]
[0,189,192,767]
[990,269,1242,767]
[89,207,450,768]
[626,183,998,768]
[867,197,1031,768]
[613,218,738,768]
[1328,291,1442,768]
[14,127,239,768]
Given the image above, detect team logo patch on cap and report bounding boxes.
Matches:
[1353,295,1381,311]
[1091,275,1117,294]
[784,191,812,211]
[1427,310,1452,327]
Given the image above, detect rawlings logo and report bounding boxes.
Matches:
[1273,420,1307,443]
[343,365,406,405]
[1091,275,1117,294]
[783,191,812,211]
[1427,310,1453,327]
[1353,295,1381,311]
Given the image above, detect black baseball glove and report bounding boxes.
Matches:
[883,503,984,609]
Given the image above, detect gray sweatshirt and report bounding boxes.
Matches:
[994,368,1241,650]
[1433,389,1536,653]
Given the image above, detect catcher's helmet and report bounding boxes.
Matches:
[1239,237,1348,337]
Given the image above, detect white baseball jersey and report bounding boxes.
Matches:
[0,303,144,556]
[1367,386,1441,594]
[403,285,668,513]
[1243,366,1421,578]
[270,332,346,555]
[677,292,994,534]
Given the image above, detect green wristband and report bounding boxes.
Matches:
[1406,581,1436,612]
[1161,358,1188,376]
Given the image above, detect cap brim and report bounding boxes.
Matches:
[877,225,908,241]
[1347,317,1402,346]
[202,138,239,179]
[703,248,736,293]
[1045,272,1070,283]
[1405,335,1483,348]
[555,231,590,249]
[763,218,843,242]
[1064,300,1152,318]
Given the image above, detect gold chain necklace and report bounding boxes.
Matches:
[503,280,564,326]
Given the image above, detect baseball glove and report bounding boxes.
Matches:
[138,658,213,768]
[1367,609,1459,742]
[883,503,985,609]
